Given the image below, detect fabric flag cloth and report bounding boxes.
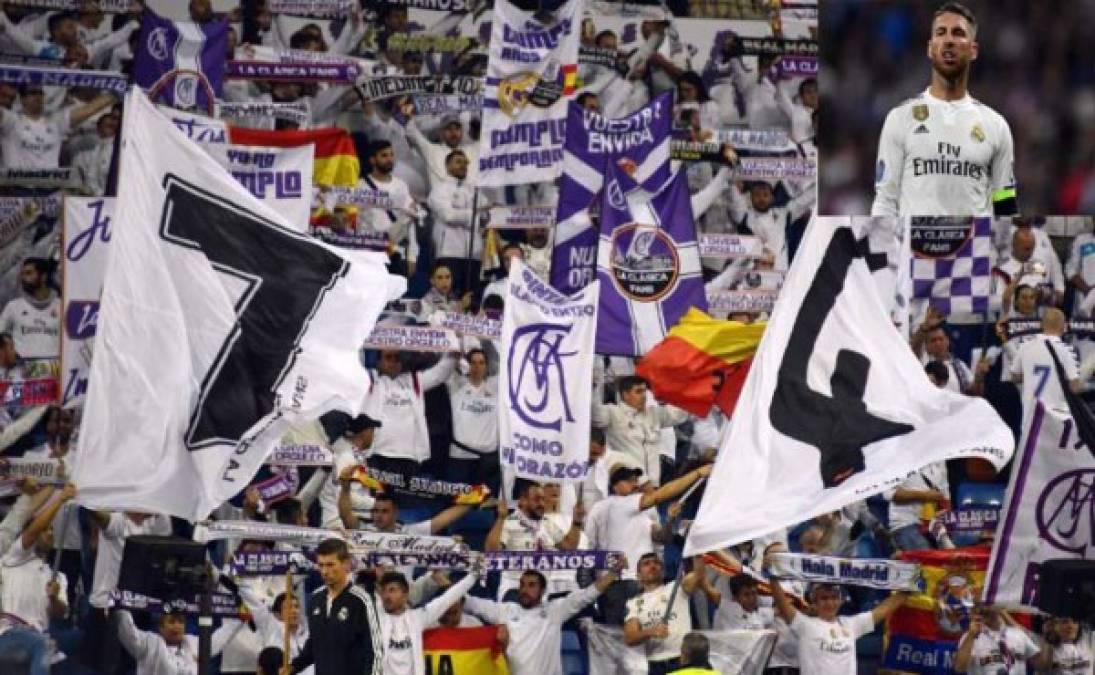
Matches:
[550,92,673,295]
[73,88,405,521]
[984,402,1095,606]
[133,11,227,110]
[499,258,597,483]
[685,217,1014,555]
[910,217,994,315]
[636,308,764,417]
[477,0,580,187]
[596,165,706,356]
[883,547,1032,674]
[229,126,359,186]
[423,626,509,675]
[585,623,776,675]
[61,197,114,408]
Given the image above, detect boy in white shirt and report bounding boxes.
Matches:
[954,604,1051,674]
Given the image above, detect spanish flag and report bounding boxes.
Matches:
[561,63,578,96]
[636,308,765,417]
[423,625,509,675]
[228,126,360,187]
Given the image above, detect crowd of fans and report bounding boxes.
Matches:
[820,0,1095,214]
[3,2,1088,675]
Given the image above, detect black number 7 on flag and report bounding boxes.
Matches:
[769,228,914,487]
[158,176,348,450]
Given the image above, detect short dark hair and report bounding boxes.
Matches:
[446,149,467,164]
[680,632,711,666]
[595,30,616,46]
[728,574,758,597]
[271,592,293,615]
[934,2,977,35]
[590,427,606,446]
[617,375,647,397]
[289,29,318,50]
[482,294,505,313]
[373,493,399,509]
[520,570,547,590]
[379,571,409,592]
[514,478,539,501]
[367,139,392,158]
[466,348,487,363]
[576,92,598,108]
[22,258,50,277]
[924,360,950,385]
[258,647,284,675]
[272,498,302,525]
[430,261,452,276]
[315,537,350,561]
[47,11,76,38]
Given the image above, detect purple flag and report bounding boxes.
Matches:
[133,11,227,110]
[595,165,706,356]
[551,92,673,295]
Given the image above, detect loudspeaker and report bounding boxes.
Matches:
[118,535,208,599]
[1036,559,1095,621]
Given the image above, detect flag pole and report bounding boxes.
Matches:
[466,187,480,297]
[283,566,293,671]
[659,479,705,625]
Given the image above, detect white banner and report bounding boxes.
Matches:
[487,205,555,229]
[61,197,114,408]
[586,623,776,675]
[686,217,1014,554]
[769,553,922,591]
[477,0,580,187]
[984,403,1095,606]
[499,259,597,482]
[208,144,314,228]
[73,88,405,521]
[362,325,462,352]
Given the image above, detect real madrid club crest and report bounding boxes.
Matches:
[497,58,566,117]
[609,224,680,302]
[934,570,979,637]
[912,104,929,122]
[971,123,985,143]
[337,606,349,621]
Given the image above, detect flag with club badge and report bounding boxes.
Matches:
[596,165,705,356]
[133,10,228,110]
[910,216,994,315]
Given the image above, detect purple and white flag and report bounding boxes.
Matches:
[550,92,673,295]
[911,217,994,315]
[595,166,705,355]
[133,11,227,110]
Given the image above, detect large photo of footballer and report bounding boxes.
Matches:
[820,0,1095,216]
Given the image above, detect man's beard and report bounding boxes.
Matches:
[20,281,37,295]
[931,58,968,83]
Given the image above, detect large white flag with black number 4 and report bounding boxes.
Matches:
[685,217,1014,555]
[73,88,406,521]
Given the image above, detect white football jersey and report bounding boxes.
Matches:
[871,88,1015,217]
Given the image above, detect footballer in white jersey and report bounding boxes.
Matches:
[871,2,1018,217]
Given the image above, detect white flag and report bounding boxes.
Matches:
[499,258,597,483]
[61,196,114,408]
[73,88,405,520]
[984,402,1095,606]
[685,217,1014,555]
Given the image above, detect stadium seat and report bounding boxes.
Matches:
[561,630,587,675]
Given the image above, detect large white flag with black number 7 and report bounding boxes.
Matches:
[73,88,406,520]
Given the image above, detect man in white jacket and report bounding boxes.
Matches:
[364,351,456,475]
[591,376,689,486]
[116,608,242,675]
[464,561,624,675]
[375,568,480,675]
[428,150,482,296]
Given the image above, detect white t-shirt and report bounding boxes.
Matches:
[957,624,1041,675]
[884,461,950,532]
[625,583,692,662]
[0,538,67,631]
[872,88,1015,217]
[713,597,771,632]
[1010,335,1080,413]
[447,375,498,457]
[0,108,71,169]
[497,510,552,598]
[790,610,876,675]
[0,295,61,360]
[584,493,654,580]
[1047,632,1094,675]
[89,512,172,609]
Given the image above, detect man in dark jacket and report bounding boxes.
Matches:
[288,538,382,674]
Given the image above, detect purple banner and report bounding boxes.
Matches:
[550,92,673,295]
[779,56,818,77]
[225,60,359,83]
[595,166,706,355]
[133,12,227,109]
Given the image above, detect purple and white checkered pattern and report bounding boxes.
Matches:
[911,217,994,315]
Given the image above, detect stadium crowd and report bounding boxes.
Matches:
[0,1,1090,675]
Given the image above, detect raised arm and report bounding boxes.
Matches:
[115,609,154,661]
[869,591,908,624]
[20,483,74,550]
[639,464,711,510]
[69,94,117,128]
[422,571,478,625]
[337,466,362,529]
[484,499,507,551]
[429,503,472,534]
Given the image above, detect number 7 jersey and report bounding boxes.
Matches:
[871,88,1016,216]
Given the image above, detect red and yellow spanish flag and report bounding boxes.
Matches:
[228,126,360,187]
[636,308,765,417]
[423,625,509,675]
[561,63,578,96]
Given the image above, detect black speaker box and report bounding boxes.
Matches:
[1036,559,1095,621]
[118,535,208,599]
